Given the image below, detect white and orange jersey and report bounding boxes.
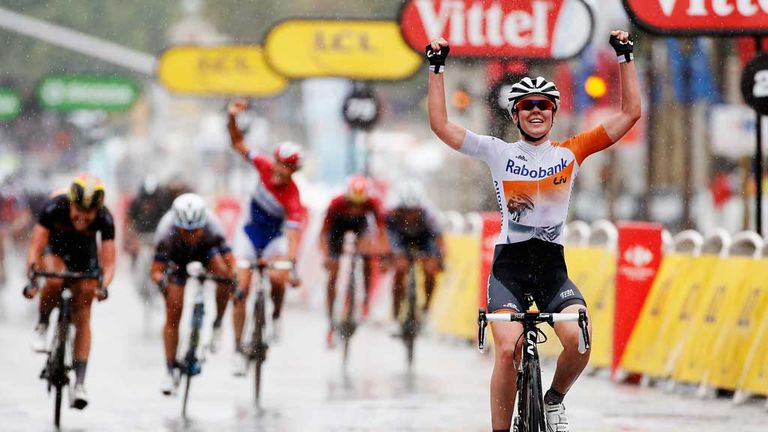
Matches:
[459,125,613,245]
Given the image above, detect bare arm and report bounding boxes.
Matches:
[100,239,116,287]
[227,99,250,160]
[26,224,49,270]
[426,39,467,150]
[286,228,300,262]
[601,31,642,143]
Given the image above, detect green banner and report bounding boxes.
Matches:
[37,75,139,112]
[0,89,21,121]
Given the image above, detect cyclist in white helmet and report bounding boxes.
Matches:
[150,193,237,395]
[385,181,445,322]
[426,30,640,432]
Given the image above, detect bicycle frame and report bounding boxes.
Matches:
[28,269,101,428]
[478,304,589,432]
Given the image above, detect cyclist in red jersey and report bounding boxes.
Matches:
[427,30,640,432]
[320,176,389,347]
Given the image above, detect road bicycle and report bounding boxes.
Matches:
[24,268,103,429]
[166,261,237,418]
[399,248,423,370]
[478,297,590,432]
[236,256,293,404]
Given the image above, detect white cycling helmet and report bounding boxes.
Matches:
[172,193,208,230]
[393,181,426,209]
[506,76,561,117]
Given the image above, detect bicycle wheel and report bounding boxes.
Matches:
[181,373,192,418]
[403,264,418,369]
[252,291,267,403]
[525,357,547,432]
[51,310,70,427]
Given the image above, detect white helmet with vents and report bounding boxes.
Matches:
[172,193,208,230]
[507,76,561,116]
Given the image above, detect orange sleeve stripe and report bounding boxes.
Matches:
[554,125,613,165]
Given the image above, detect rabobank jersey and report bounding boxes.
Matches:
[245,153,303,245]
[460,125,613,245]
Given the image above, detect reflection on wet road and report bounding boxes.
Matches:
[0,266,765,431]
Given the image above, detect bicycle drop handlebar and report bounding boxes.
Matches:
[25,269,106,299]
[478,308,591,355]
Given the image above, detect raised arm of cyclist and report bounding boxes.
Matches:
[227,99,250,160]
[600,30,641,143]
[426,39,466,150]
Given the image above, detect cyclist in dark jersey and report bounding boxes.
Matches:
[150,193,236,396]
[320,176,389,347]
[385,181,445,320]
[23,173,115,410]
[125,175,171,267]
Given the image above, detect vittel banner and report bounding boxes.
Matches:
[398,0,594,59]
[624,0,768,35]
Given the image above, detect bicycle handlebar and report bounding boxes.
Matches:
[478,308,591,354]
[236,259,294,271]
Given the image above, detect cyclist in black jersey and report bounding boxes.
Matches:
[23,173,115,410]
[124,175,171,267]
[150,193,236,395]
[385,181,445,320]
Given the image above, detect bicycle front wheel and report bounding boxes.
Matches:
[181,373,192,418]
[252,291,267,403]
[525,358,547,432]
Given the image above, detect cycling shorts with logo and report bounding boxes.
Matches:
[487,239,585,313]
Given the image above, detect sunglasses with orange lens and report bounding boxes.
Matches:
[515,99,556,112]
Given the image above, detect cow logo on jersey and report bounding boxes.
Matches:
[507,192,534,223]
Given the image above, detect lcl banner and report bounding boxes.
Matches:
[623,0,768,35]
[399,0,594,59]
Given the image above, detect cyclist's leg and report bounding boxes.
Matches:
[71,278,98,386]
[163,280,185,369]
[543,279,591,399]
[208,251,235,326]
[231,227,257,349]
[38,253,66,325]
[419,237,442,313]
[391,254,409,319]
[325,232,343,327]
[263,236,289,320]
[488,246,526,430]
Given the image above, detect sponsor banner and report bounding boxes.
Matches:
[478,212,501,309]
[264,20,421,80]
[399,0,594,59]
[624,0,768,36]
[0,89,21,121]
[213,194,242,242]
[37,75,139,112]
[157,45,288,96]
[614,221,663,375]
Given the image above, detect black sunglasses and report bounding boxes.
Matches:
[515,99,556,112]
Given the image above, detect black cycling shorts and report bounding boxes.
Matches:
[487,239,586,313]
[43,244,100,273]
[327,217,369,258]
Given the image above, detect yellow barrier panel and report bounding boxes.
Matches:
[621,253,696,373]
[432,233,482,340]
[737,308,768,396]
[706,259,768,390]
[671,257,753,384]
[539,246,615,366]
[639,255,720,378]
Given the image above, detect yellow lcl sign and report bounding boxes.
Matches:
[156,46,288,96]
[264,20,421,80]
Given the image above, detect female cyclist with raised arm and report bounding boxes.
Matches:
[426,31,641,432]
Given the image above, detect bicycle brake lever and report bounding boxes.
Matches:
[478,309,488,352]
[577,308,590,354]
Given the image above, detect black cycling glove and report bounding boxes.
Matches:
[425,44,450,74]
[609,34,634,64]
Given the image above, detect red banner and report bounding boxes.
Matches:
[399,0,594,59]
[213,194,242,242]
[613,222,663,374]
[624,0,768,35]
[478,212,502,308]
